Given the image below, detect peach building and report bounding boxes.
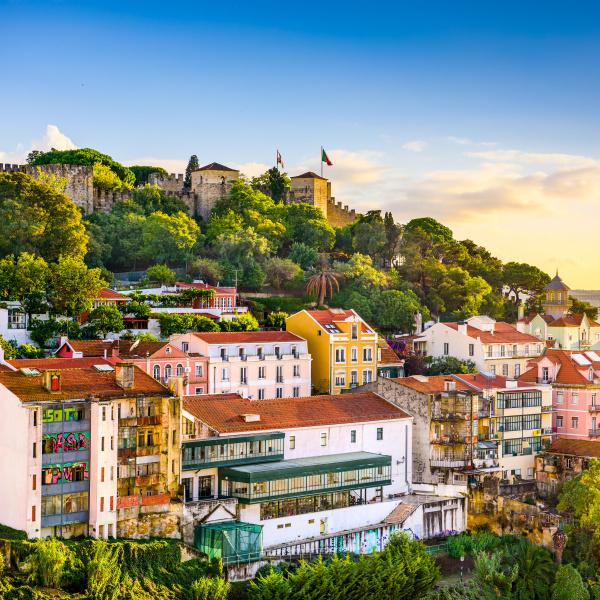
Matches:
[170,332,311,399]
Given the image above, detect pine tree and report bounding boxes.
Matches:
[184,155,199,189]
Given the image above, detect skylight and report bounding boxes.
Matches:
[93,364,115,372]
[585,351,600,362]
[572,354,591,366]
[20,367,40,376]
[324,324,340,333]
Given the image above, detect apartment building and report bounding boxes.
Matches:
[453,374,554,483]
[286,309,378,394]
[56,338,209,396]
[0,361,179,539]
[170,331,311,399]
[353,375,482,493]
[519,349,600,440]
[421,315,544,378]
[377,339,404,379]
[179,391,465,551]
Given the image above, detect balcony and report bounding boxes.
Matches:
[536,378,553,384]
[473,458,499,469]
[477,432,492,441]
[136,474,161,487]
[478,409,491,419]
[276,376,284,384]
[136,444,160,457]
[590,406,600,413]
[118,476,136,489]
[542,406,557,413]
[119,417,137,427]
[590,429,600,437]
[137,415,163,426]
[541,427,555,435]
[431,435,469,445]
[431,411,469,422]
[430,459,467,468]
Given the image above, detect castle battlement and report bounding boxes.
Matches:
[1,163,24,173]
[148,173,185,184]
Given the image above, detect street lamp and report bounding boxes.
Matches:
[461,555,465,582]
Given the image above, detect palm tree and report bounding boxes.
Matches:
[513,543,557,600]
[306,272,343,306]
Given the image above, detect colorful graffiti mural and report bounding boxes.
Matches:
[42,461,89,485]
[42,405,88,423]
[42,432,90,454]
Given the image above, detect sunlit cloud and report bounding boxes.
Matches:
[447,136,496,147]
[122,157,188,174]
[466,149,597,167]
[0,125,77,164]
[402,140,427,152]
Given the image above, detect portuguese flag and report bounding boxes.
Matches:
[322,149,333,166]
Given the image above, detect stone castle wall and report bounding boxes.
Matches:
[1,163,358,226]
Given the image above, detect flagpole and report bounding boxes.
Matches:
[321,146,323,178]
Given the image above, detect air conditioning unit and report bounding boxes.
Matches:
[184,367,191,373]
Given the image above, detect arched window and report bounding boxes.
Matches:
[164,364,172,379]
[176,363,184,376]
[153,365,161,380]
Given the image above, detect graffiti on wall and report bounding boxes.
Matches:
[42,461,90,485]
[42,432,90,454]
[42,406,87,423]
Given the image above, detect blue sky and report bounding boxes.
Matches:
[2,1,600,286]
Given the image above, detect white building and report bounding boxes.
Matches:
[420,316,545,379]
[180,392,467,552]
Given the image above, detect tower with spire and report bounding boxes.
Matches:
[541,271,572,319]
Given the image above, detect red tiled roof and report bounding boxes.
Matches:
[0,366,170,403]
[517,313,555,325]
[62,340,113,357]
[443,322,541,344]
[182,392,410,433]
[304,309,373,334]
[97,288,129,301]
[378,341,402,365]
[517,349,594,386]
[546,438,600,458]
[191,331,305,344]
[109,340,187,359]
[290,171,327,180]
[389,376,474,395]
[453,373,537,391]
[548,315,583,327]
[195,162,238,172]
[7,357,118,370]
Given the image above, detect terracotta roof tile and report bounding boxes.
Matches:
[443,322,541,344]
[548,315,583,327]
[389,375,475,395]
[453,374,537,391]
[7,357,118,370]
[290,171,327,180]
[182,392,410,433]
[191,331,305,344]
[517,313,555,325]
[517,349,593,386]
[546,438,600,458]
[303,310,373,334]
[174,282,235,293]
[378,341,402,365]
[64,340,113,357]
[0,366,170,403]
[195,162,238,172]
[97,288,129,301]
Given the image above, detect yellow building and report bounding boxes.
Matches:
[286,309,378,394]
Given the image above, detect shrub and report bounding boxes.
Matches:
[86,540,122,600]
[264,311,287,329]
[28,538,68,589]
[551,564,589,600]
[190,575,230,600]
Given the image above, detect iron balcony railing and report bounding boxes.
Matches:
[590,429,600,436]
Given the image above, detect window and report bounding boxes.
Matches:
[557,416,564,428]
[153,365,160,379]
[350,370,358,384]
[490,365,496,375]
[275,346,281,359]
[593,393,597,407]
[503,364,508,377]
[258,388,265,400]
[220,348,227,360]
[537,345,542,354]
[258,366,266,379]
[195,387,204,394]
[437,472,445,484]
[515,364,520,377]
[32,506,36,522]
[195,364,203,377]
[276,387,283,398]
[443,343,449,356]
[363,347,373,362]
[293,386,300,397]
[101,437,105,452]
[293,365,301,377]
[181,341,189,353]
[238,347,246,359]
[572,392,579,405]
[240,367,247,384]
[110,466,114,481]
[557,391,563,404]
[321,433,327,446]
[525,344,529,356]
[351,323,358,340]
[176,364,184,376]
[111,406,114,420]
[376,427,383,440]
[276,365,284,383]
[289,436,295,450]
[572,417,579,429]
[33,442,36,458]
[527,467,534,477]
[362,369,373,384]
[110,496,114,511]
[172,429,176,445]
[172,460,175,473]
[102,407,106,421]
[335,373,346,387]
[318,330,321,336]
[351,347,358,362]
[33,410,37,427]
[350,430,356,443]
[257,346,264,359]
[101,467,105,483]
[111,436,114,450]
[221,368,230,381]
[501,345,506,357]
[335,348,345,363]
[565,458,573,469]
[164,364,172,379]
[415,472,423,483]
[32,474,36,490]
[469,344,474,357]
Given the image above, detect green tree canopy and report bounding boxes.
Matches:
[251,167,291,202]
[0,253,49,305]
[87,305,124,338]
[569,296,599,321]
[425,356,478,375]
[289,242,319,270]
[130,185,191,216]
[146,264,176,285]
[373,289,423,333]
[551,564,589,600]
[503,262,551,305]
[30,148,135,188]
[142,211,202,263]
[264,258,303,289]
[128,165,168,186]
[404,217,454,244]
[184,155,199,189]
[0,172,89,262]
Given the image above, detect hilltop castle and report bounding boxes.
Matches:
[0,161,356,227]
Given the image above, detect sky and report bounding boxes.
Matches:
[2,0,600,287]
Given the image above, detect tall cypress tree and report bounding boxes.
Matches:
[184,155,199,188]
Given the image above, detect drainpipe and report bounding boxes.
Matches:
[405,423,409,490]
[329,341,334,394]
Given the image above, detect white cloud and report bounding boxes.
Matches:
[0,125,77,165]
[122,157,188,175]
[466,149,596,167]
[402,140,427,152]
[447,136,496,147]
[232,162,271,179]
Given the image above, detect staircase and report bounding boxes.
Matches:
[384,498,421,525]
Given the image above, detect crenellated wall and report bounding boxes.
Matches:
[148,172,185,193]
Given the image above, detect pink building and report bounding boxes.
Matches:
[170,331,311,399]
[172,282,237,310]
[55,339,209,396]
[520,349,600,440]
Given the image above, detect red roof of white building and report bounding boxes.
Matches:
[443,322,541,344]
[191,331,305,344]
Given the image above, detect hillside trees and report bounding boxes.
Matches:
[128,165,168,186]
[184,155,199,188]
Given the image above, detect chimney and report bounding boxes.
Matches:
[457,322,467,335]
[516,322,525,333]
[115,363,135,389]
[518,303,525,321]
[42,370,61,393]
[59,335,68,347]
[505,379,518,389]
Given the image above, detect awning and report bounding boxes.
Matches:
[478,441,497,449]
[458,467,503,475]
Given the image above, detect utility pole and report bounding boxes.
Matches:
[232,269,241,307]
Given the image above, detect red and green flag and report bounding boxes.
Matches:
[322,149,333,166]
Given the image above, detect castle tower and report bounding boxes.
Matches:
[541,272,572,319]
[191,162,239,189]
[290,172,330,216]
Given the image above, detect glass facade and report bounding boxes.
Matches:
[260,492,353,520]
[497,391,542,409]
[182,433,285,470]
